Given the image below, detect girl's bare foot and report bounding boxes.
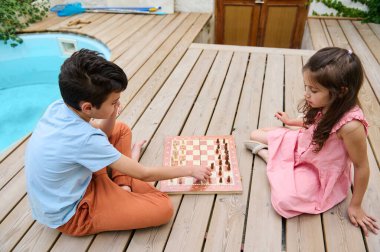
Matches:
[131,140,147,161]
[120,185,132,192]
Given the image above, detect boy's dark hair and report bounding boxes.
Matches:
[59,49,127,110]
[299,47,364,152]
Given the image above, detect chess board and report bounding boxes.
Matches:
[161,135,243,194]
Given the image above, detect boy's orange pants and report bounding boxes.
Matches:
[57,122,173,236]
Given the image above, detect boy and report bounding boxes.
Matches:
[25,49,211,236]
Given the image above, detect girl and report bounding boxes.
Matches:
[245,47,378,236]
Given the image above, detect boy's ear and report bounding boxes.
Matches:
[79,101,93,115]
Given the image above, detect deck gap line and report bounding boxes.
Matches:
[0,163,25,191]
[123,13,192,82]
[0,167,26,223]
[128,47,203,130]
[0,136,29,164]
[124,229,136,250]
[121,14,202,109]
[320,213,328,251]
[200,194,218,252]
[161,193,186,251]
[255,53,269,133]
[7,195,34,251]
[203,51,235,136]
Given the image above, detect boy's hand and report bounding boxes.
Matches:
[190,166,212,181]
[348,205,379,236]
[111,101,121,118]
[275,111,290,125]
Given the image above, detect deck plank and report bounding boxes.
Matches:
[203,53,266,251]
[0,197,33,251]
[244,53,284,252]
[120,14,210,107]
[353,21,380,64]
[339,20,380,102]
[308,19,330,49]
[13,223,60,252]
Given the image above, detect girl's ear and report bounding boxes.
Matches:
[79,101,93,115]
[339,86,349,97]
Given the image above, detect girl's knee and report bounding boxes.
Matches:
[250,129,262,141]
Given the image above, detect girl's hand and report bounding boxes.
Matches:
[190,166,212,181]
[275,111,290,125]
[348,205,379,236]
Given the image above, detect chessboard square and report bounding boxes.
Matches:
[208,155,215,161]
[193,150,200,155]
[193,145,200,150]
[186,140,193,145]
[207,145,214,150]
[200,145,207,151]
[193,155,201,160]
[185,177,194,185]
[186,150,194,155]
[200,140,208,145]
[186,160,194,166]
[201,160,208,166]
[186,145,194,150]
[200,150,207,155]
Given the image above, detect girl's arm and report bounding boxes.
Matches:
[339,120,379,236]
[275,112,304,127]
[109,154,212,182]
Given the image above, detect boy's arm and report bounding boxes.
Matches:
[90,102,120,137]
[109,154,212,182]
[340,120,379,236]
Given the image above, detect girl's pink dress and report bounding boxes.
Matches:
[267,106,368,218]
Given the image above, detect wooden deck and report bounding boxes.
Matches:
[1,14,380,251]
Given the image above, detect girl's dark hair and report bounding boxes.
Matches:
[59,49,127,110]
[299,47,364,152]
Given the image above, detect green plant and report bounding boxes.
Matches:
[0,0,49,47]
[312,0,380,24]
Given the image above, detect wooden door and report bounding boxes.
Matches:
[215,0,262,46]
[258,0,308,48]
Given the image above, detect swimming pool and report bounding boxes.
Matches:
[0,33,110,153]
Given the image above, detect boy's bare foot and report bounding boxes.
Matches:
[120,185,132,192]
[131,140,147,161]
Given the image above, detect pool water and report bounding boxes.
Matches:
[0,33,110,153]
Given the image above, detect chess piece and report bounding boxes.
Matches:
[218,170,222,176]
[225,160,229,165]
[227,176,231,183]
[219,177,223,183]
[225,154,229,160]
[178,178,183,184]
[216,138,220,144]
[215,148,219,154]
[224,144,228,151]
[218,154,221,160]
[223,138,225,144]
[227,164,231,171]
[219,160,222,165]
[219,166,222,172]
[211,163,214,169]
